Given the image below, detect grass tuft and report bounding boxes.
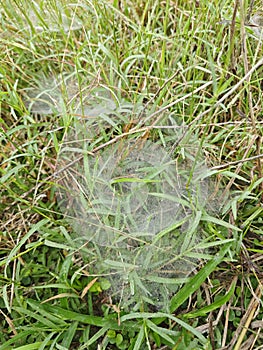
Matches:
[1,0,263,349]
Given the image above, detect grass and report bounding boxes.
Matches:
[0,0,263,349]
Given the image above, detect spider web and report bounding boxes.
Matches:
[57,117,211,310]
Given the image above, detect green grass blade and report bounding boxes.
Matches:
[146,319,176,344]
[29,299,137,331]
[61,321,79,348]
[13,344,48,350]
[170,242,232,313]
[120,311,207,344]
[83,326,108,347]
[184,276,237,318]
[3,219,49,272]
[0,331,33,350]
[133,325,145,350]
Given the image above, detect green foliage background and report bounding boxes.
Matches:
[0,0,263,349]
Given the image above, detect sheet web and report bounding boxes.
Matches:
[57,117,211,310]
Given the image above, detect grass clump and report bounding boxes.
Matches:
[1,0,263,349]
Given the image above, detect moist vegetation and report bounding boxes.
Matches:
[0,0,263,349]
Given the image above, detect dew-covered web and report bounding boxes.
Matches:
[56,113,212,310]
[23,75,116,117]
[18,2,83,33]
[22,73,215,309]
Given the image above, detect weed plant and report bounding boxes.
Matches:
[0,0,263,349]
